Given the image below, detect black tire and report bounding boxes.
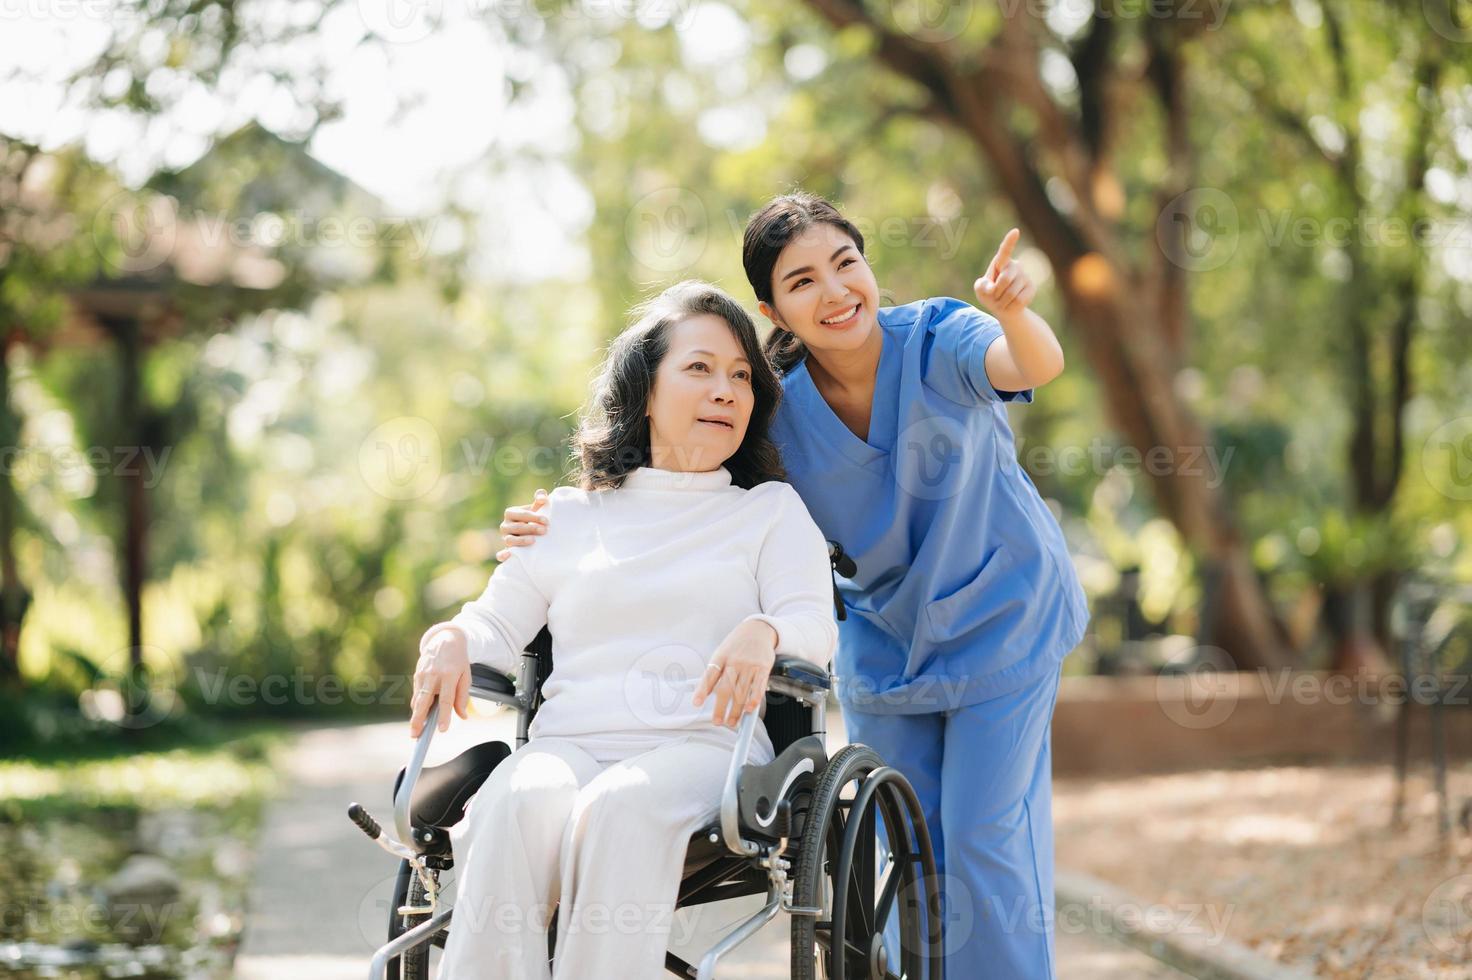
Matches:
[387,858,438,980]
[790,744,943,980]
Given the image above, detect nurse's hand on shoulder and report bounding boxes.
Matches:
[973,228,1037,319]
[693,619,779,729]
[409,627,472,738]
[497,488,549,561]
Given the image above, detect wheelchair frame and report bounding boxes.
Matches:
[350,543,944,980]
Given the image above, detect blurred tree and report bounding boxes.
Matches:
[534,0,1472,675]
[1209,0,1455,669]
[535,3,1292,666]
[0,0,339,701]
[0,141,113,685]
[778,0,1463,672]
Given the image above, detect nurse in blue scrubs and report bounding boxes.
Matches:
[499,193,1088,978]
[744,194,1088,979]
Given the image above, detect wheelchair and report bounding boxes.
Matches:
[348,541,943,980]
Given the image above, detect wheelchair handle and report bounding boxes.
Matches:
[395,700,440,846]
[827,540,857,579]
[826,541,856,622]
[719,710,762,856]
[347,802,382,841]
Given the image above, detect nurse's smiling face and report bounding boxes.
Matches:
[759,221,881,357]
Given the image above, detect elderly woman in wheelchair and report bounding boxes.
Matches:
[349,281,942,980]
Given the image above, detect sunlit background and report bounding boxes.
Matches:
[3,0,1472,977]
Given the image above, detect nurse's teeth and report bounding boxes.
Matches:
[821,305,858,324]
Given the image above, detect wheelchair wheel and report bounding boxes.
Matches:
[790,745,943,980]
[387,858,439,980]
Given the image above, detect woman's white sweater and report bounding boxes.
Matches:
[420,465,839,763]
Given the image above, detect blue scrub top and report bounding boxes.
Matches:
[769,296,1089,715]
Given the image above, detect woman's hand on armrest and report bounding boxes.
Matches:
[496,488,550,562]
[693,619,778,730]
[409,627,472,737]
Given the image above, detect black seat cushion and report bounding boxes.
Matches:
[396,740,513,830]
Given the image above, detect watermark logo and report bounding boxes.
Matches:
[93,191,178,276]
[622,644,706,727]
[1423,0,1472,43]
[360,416,443,501]
[82,644,183,729]
[357,0,443,43]
[1155,647,1239,730]
[1422,873,1472,956]
[1422,416,1472,502]
[626,187,708,274]
[1156,187,1239,272]
[895,414,972,501]
[887,0,974,44]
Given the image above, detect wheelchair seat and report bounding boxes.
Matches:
[399,725,825,841]
[396,752,741,880]
[396,740,512,830]
[413,654,831,840]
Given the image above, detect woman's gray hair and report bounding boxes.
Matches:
[570,280,787,491]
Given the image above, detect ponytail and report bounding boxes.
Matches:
[763,325,807,376]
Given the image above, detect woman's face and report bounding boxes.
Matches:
[646,314,755,472]
[759,221,881,355]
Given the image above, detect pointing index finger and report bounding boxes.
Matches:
[989,227,1021,278]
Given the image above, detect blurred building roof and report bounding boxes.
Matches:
[20,122,390,349]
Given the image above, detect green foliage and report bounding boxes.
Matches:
[4,0,1470,725]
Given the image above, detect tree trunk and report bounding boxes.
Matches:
[0,337,31,686]
[108,314,150,725]
[1369,568,1402,660]
[1321,583,1393,676]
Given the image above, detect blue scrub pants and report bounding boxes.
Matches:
[842,663,1062,979]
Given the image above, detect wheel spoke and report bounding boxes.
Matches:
[851,799,877,938]
[873,853,902,931]
[838,937,872,974]
[845,859,870,939]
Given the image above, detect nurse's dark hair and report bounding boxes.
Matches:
[742,192,867,375]
[571,279,787,492]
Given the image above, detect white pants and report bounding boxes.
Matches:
[438,734,746,980]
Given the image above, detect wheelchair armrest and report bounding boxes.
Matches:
[770,655,830,692]
[469,663,518,702]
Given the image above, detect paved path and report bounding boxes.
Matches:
[234,707,1193,979]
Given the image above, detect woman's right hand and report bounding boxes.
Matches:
[409,627,472,737]
[496,488,550,561]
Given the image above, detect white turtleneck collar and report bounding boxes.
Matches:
[621,465,733,492]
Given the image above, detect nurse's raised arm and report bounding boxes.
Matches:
[971,228,1066,393]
